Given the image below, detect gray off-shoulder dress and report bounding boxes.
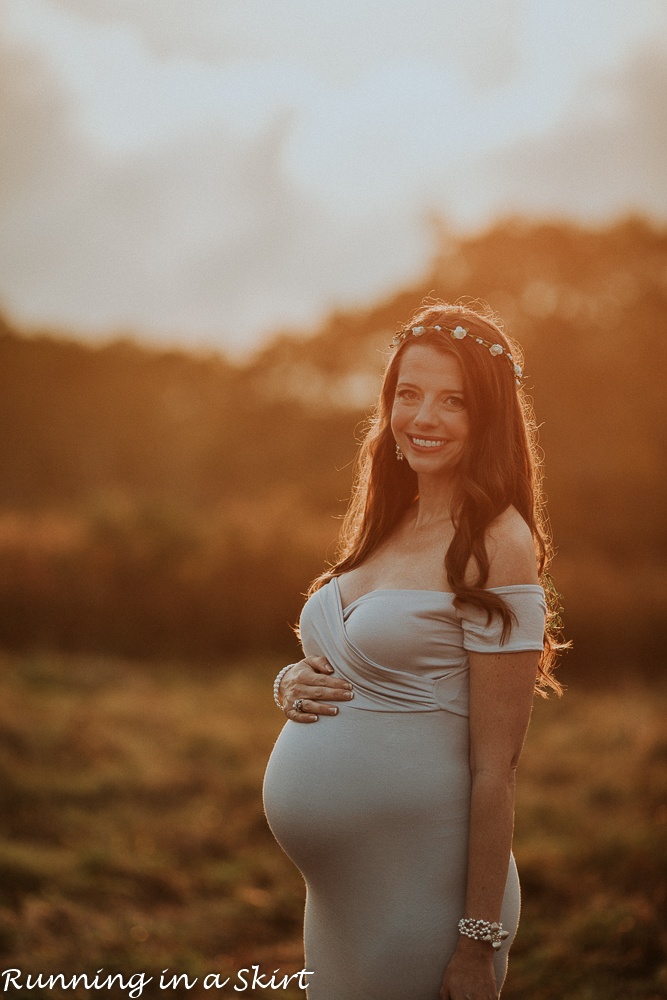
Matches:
[263,579,546,1000]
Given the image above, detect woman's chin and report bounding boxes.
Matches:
[405,447,462,475]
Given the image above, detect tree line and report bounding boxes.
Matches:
[1,217,665,676]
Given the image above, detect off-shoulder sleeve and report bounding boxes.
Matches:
[455,585,546,653]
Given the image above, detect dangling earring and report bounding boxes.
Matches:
[395,443,404,461]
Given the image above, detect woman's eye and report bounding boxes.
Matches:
[444,396,465,408]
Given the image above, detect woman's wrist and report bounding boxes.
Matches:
[453,934,496,961]
[273,663,296,709]
[458,917,508,950]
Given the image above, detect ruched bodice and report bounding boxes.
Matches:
[298,578,546,715]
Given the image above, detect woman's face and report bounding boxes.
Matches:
[390,343,470,481]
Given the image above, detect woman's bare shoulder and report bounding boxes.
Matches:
[484,507,539,588]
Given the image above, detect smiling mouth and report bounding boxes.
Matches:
[410,436,446,449]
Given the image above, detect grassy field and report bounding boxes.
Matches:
[0,650,665,999]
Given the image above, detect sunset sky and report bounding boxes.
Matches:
[1,0,666,354]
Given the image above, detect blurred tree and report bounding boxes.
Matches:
[0,217,665,672]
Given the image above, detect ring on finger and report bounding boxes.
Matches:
[294,698,305,713]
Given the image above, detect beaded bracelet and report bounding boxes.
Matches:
[273,664,296,709]
[458,918,509,950]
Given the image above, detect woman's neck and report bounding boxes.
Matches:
[411,473,458,531]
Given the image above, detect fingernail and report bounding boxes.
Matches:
[331,707,338,715]
[345,691,354,699]
[344,683,353,689]
[325,664,334,673]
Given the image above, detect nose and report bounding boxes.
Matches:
[413,397,439,428]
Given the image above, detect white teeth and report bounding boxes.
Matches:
[411,437,444,448]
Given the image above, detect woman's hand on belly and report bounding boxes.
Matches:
[279,656,354,723]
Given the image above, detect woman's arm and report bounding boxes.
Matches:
[440,648,538,1000]
[441,508,541,1000]
[277,656,354,723]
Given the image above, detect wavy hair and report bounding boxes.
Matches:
[309,299,565,695]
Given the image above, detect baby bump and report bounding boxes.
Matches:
[263,707,471,881]
[263,707,521,998]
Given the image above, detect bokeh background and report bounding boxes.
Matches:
[1,1,666,997]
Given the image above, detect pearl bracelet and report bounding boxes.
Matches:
[273,664,296,709]
[458,918,509,950]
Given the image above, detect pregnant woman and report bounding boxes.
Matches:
[263,300,564,1000]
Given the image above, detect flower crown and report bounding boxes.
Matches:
[391,324,523,384]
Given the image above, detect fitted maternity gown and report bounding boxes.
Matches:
[263,579,546,1000]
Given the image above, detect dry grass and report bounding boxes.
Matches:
[0,651,665,998]
[0,652,304,998]
[510,687,667,999]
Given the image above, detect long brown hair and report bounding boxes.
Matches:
[310,299,565,695]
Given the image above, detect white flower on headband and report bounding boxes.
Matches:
[390,324,524,383]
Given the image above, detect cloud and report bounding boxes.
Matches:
[0,0,666,353]
[0,43,432,351]
[441,45,667,226]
